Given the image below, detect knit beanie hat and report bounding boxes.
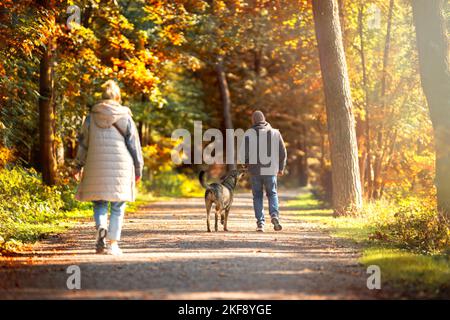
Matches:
[252,110,265,125]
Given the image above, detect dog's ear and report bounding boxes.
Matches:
[237,164,248,173]
[238,168,247,175]
[236,169,246,179]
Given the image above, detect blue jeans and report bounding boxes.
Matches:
[93,201,126,241]
[250,175,279,226]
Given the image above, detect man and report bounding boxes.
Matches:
[241,110,287,232]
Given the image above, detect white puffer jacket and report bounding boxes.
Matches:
[75,100,137,202]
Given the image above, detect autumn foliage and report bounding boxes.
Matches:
[0,1,448,249]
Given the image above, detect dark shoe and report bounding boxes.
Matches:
[95,227,108,254]
[271,217,282,231]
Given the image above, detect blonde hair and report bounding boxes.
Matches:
[102,80,121,102]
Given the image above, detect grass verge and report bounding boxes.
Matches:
[287,192,450,297]
[0,190,167,255]
[0,204,92,255]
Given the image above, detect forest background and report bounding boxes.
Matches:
[0,0,449,295]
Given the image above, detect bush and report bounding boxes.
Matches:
[0,167,85,252]
[139,133,203,197]
[368,198,450,254]
[0,146,14,167]
[142,171,202,197]
[0,167,63,222]
[58,183,83,211]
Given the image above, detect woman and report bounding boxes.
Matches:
[74,80,143,255]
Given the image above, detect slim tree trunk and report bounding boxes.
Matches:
[312,0,363,215]
[380,0,395,114]
[373,0,394,199]
[412,0,450,218]
[215,57,235,170]
[298,153,309,187]
[254,48,262,76]
[298,124,309,187]
[39,46,57,185]
[358,3,373,199]
[215,58,233,131]
[38,0,57,185]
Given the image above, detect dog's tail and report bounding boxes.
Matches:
[199,171,210,189]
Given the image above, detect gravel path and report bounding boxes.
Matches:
[0,190,384,299]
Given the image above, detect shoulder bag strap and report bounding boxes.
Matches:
[112,121,127,140]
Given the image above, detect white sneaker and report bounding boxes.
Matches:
[107,243,123,256]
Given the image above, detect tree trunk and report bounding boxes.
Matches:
[298,124,309,187]
[215,58,233,131]
[372,0,394,199]
[380,0,395,115]
[254,48,262,76]
[358,3,373,199]
[215,57,235,170]
[38,0,57,185]
[298,153,309,187]
[412,0,450,217]
[312,0,363,215]
[138,121,144,145]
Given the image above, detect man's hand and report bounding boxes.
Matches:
[277,171,284,177]
[135,176,141,183]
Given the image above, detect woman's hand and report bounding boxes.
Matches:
[73,169,82,182]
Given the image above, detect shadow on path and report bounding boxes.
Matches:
[0,189,383,299]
